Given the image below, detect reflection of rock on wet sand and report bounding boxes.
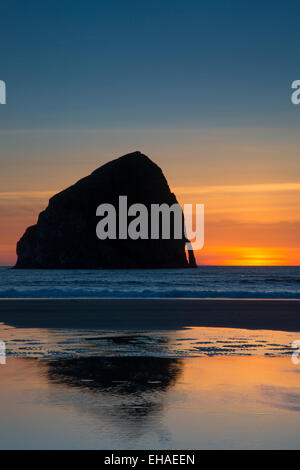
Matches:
[45,356,183,430]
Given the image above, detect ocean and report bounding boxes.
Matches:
[0,265,300,299]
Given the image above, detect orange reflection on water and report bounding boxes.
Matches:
[176,356,300,392]
[0,355,300,449]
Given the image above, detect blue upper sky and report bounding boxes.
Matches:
[0,0,300,130]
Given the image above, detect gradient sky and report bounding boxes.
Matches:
[1,0,300,265]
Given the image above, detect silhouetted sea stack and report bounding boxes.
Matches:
[15,152,197,269]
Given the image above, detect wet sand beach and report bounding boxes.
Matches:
[0,298,299,331]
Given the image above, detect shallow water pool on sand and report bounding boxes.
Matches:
[0,356,299,449]
[0,324,299,449]
[0,324,298,358]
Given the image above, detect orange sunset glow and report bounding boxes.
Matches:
[177,180,300,266]
[194,246,300,266]
[1,127,300,267]
[1,178,300,266]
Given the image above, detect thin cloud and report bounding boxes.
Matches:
[0,191,55,200]
[173,183,300,195]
